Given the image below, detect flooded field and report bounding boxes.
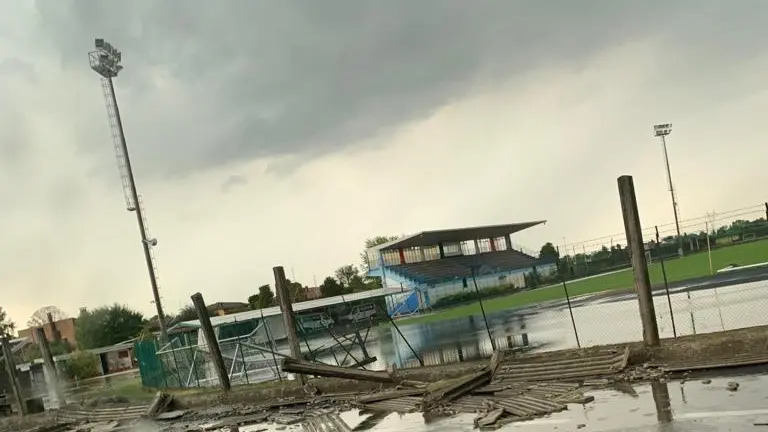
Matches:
[383,279,768,368]
[155,277,768,388]
[202,372,768,431]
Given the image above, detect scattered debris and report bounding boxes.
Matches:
[145,391,174,418]
[474,408,504,429]
[702,379,712,384]
[726,381,740,392]
[155,410,188,420]
[281,358,394,383]
[301,413,351,432]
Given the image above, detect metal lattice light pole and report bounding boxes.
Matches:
[653,123,684,258]
[89,39,168,342]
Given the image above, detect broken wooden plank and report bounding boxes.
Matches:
[144,391,173,418]
[423,369,491,410]
[356,387,425,404]
[474,408,505,428]
[489,351,503,379]
[281,358,394,383]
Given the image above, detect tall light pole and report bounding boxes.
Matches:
[653,123,684,258]
[89,39,168,342]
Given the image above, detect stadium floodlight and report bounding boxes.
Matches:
[652,123,683,257]
[89,38,124,78]
[88,38,169,343]
[653,123,672,137]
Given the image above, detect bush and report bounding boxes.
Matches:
[63,350,100,380]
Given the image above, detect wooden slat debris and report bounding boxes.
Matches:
[422,369,491,411]
[56,404,150,424]
[495,347,629,382]
[281,358,394,383]
[144,391,173,418]
[474,408,504,428]
[491,395,566,417]
[356,387,425,404]
[301,413,352,432]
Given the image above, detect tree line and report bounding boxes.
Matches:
[538,216,768,280]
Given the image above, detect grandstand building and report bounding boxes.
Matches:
[366,222,556,316]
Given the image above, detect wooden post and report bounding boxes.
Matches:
[34,328,65,407]
[0,336,26,415]
[191,292,231,391]
[618,175,660,346]
[274,266,306,385]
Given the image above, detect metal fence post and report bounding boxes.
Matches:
[556,253,580,348]
[655,226,677,338]
[236,333,249,384]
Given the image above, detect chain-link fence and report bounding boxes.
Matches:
[136,322,286,389]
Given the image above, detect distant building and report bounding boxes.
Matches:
[302,286,322,300]
[207,302,250,316]
[17,317,77,347]
[365,221,556,316]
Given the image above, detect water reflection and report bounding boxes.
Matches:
[651,380,673,424]
[378,281,768,368]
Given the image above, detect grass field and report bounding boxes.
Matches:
[396,239,768,325]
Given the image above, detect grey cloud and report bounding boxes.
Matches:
[31,0,768,179]
[0,58,37,82]
[221,174,248,193]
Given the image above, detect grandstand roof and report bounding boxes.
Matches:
[171,286,406,330]
[389,249,541,285]
[373,221,546,251]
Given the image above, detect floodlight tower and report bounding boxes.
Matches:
[653,123,684,258]
[89,39,168,342]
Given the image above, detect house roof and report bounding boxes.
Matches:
[371,221,546,251]
[170,286,407,330]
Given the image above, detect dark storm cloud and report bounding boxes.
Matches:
[30,0,766,177]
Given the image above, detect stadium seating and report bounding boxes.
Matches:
[388,249,539,285]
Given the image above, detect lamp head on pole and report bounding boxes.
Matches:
[653,123,672,137]
[89,38,123,78]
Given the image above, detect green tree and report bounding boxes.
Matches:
[0,306,14,337]
[176,304,201,322]
[247,293,260,310]
[319,276,344,298]
[360,235,400,273]
[348,274,370,292]
[335,265,360,286]
[22,340,71,363]
[62,350,100,380]
[257,285,275,308]
[539,242,559,261]
[75,304,145,349]
[286,279,305,302]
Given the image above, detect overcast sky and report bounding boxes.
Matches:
[1,0,767,327]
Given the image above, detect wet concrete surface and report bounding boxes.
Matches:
[180,370,768,432]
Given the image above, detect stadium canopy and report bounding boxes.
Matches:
[372,221,546,251]
[170,286,407,330]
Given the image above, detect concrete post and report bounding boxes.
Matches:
[34,328,65,407]
[274,266,306,385]
[618,175,660,346]
[191,292,231,391]
[0,336,26,415]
